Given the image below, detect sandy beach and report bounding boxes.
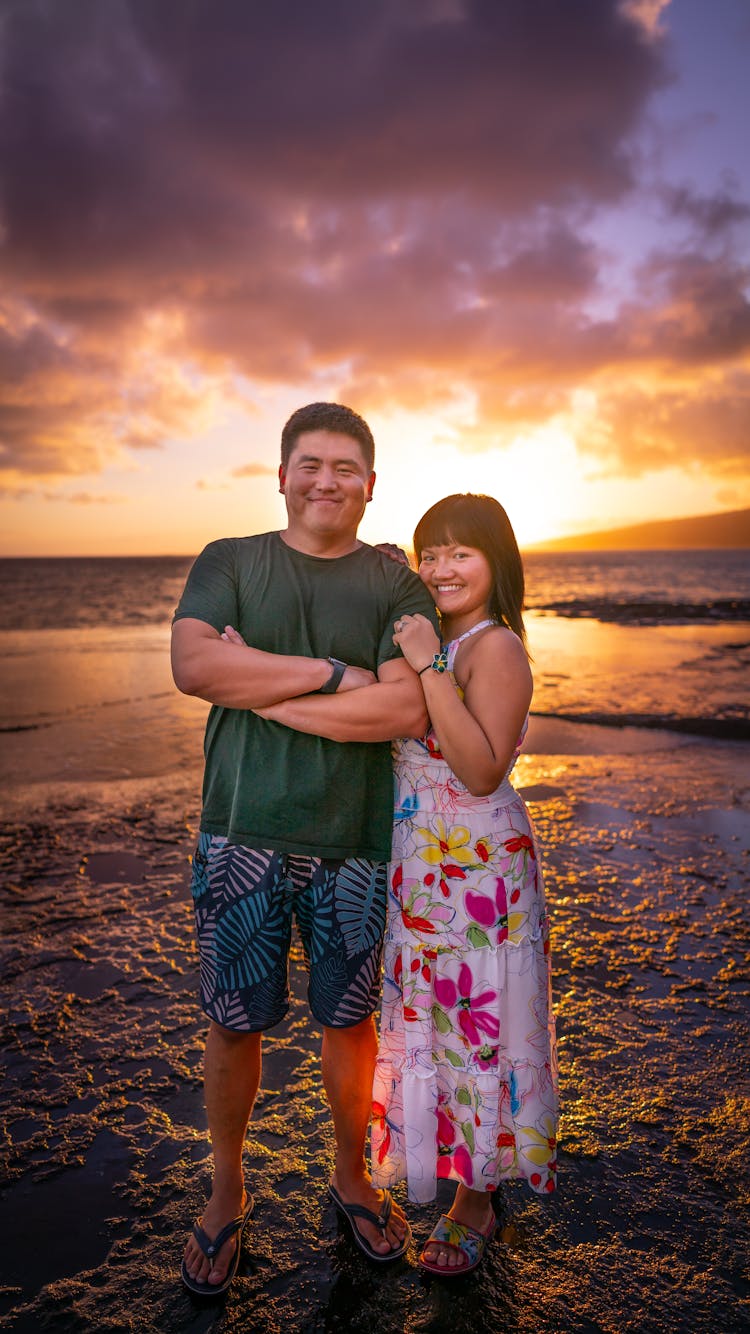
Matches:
[2,657,749,1333]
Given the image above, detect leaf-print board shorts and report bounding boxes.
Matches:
[191,833,388,1032]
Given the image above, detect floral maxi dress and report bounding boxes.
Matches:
[372,624,558,1203]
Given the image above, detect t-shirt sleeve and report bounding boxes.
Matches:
[172,539,239,634]
[376,565,441,667]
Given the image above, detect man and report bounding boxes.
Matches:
[172,402,438,1293]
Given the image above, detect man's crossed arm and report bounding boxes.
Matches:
[171,617,428,741]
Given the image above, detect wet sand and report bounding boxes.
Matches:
[2,710,750,1331]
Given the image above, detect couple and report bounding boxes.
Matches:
[172,402,557,1296]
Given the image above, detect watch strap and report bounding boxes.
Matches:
[319,657,347,694]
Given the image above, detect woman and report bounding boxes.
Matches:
[371,493,558,1276]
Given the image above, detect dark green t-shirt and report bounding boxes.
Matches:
[174,532,438,860]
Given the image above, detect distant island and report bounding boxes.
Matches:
[526,507,750,552]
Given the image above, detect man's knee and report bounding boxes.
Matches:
[322,1015,377,1045]
[207,1020,263,1049]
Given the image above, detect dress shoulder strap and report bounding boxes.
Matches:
[445,618,498,669]
[446,618,497,650]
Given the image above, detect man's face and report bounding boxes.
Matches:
[279,430,375,542]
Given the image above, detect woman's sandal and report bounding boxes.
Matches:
[418,1211,497,1276]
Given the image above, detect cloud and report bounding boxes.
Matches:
[231,463,277,478]
[579,371,750,477]
[637,251,750,366]
[0,298,233,476]
[663,182,750,238]
[0,485,126,503]
[619,0,672,37]
[3,0,663,270]
[54,490,127,504]
[0,0,746,492]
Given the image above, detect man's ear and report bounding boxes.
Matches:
[366,470,376,503]
[278,464,286,495]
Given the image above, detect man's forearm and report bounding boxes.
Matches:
[171,621,332,708]
[258,678,428,742]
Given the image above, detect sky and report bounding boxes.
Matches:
[1,0,749,555]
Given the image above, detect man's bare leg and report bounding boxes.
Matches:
[183,1022,262,1287]
[323,1016,409,1256]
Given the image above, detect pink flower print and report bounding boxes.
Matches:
[434,962,499,1047]
[476,1042,499,1070]
[465,876,509,945]
[464,889,495,928]
[436,1107,474,1185]
[433,975,457,1008]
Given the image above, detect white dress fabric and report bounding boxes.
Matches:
[372,623,558,1203]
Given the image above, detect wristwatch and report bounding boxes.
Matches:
[319,657,348,693]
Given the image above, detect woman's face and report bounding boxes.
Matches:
[418,541,493,622]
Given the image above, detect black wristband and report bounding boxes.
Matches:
[319,657,347,694]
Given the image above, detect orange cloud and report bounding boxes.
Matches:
[231,463,277,478]
[0,0,746,497]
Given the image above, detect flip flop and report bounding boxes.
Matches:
[328,1183,411,1262]
[418,1210,497,1276]
[180,1194,255,1297]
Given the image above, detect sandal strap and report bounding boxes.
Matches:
[334,1189,392,1232]
[192,1212,246,1261]
[424,1213,491,1269]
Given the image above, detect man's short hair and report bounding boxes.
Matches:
[280,403,375,472]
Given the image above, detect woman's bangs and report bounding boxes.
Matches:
[414,498,480,557]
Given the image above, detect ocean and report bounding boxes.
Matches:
[0,550,747,758]
[2,549,748,632]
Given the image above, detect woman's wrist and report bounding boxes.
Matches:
[418,650,449,676]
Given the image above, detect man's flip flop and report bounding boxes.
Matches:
[180,1194,255,1297]
[328,1183,411,1262]
[418,1211,497,1276]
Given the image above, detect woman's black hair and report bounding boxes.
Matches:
[413,493,527,650]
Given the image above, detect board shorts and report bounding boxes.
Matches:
[190,833,388,1032]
